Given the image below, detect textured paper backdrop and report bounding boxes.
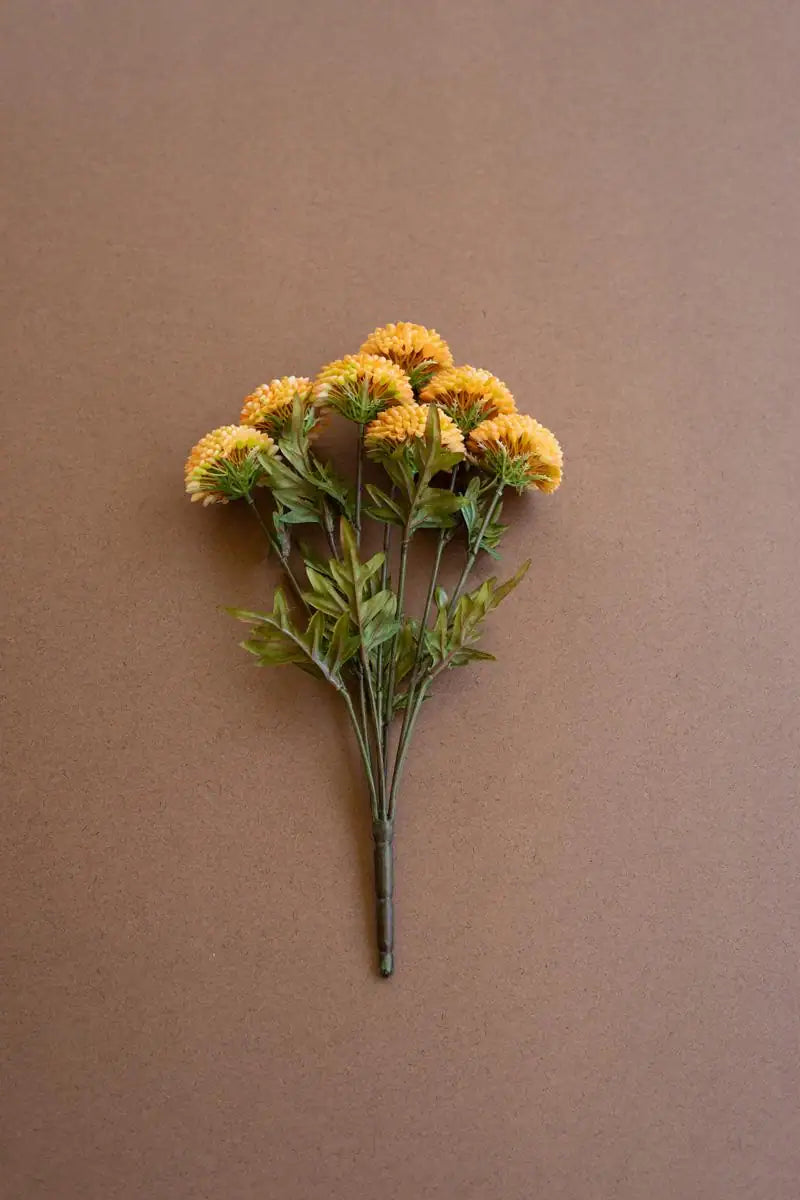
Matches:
[3,2,799,1197]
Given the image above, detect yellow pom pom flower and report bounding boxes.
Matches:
[467,413,563,493]
[359,322,454,390]
[420,365,516,433]
[313,353,413,424]
[239,376,314,436]
[184,425,277,505]
[364,402,465,458]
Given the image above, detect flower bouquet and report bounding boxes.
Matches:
[184,323,563,976]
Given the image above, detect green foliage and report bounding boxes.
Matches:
[335,519,400,654]
[258,398,355,533]
[422,559,531,675]
[227,589,359,688]
[233,519,401,684]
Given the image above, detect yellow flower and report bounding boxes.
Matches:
[313,353,413,424]
[239,376,314,435]
[364,402,465,458]
[359,322,453,389]
[467,413,563,492]
[184,425,277,505]
[420,365,516,433]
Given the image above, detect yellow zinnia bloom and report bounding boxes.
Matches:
[239,376,314,435]
[184,425,277,505]
[420,365,516,433]
[364,403,465,458]
[468,413,563,492]
[313,353,413,424]
[359,322,453,389]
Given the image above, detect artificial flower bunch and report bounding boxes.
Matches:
[184,322,563,976]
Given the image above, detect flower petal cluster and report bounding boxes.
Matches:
[240,376,314,435]
[313,353,413,423]
[184,425,277,505]
[359,322,453,389]
[420,365,516,433]
[364,402,464,458]
[467,413,562,492]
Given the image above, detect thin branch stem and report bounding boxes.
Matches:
[322,500,339,559]
[403,467,459,702]
[449,479,505,610]
[354,427,364,542]
[380,529,409,802]
[388,475,503,817]
[388,680,427,820]
[341,688,378,818]
[359,643,386,815]
[376,510,394,760]
[246,495,308,611]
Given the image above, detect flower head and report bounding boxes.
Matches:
[184,425,277,505]
[359,322,453,389]
[364,402,465,459]
[239,376,314,436]
[468,413,563,492]
[420,365,516,433]
[313,353,413,424]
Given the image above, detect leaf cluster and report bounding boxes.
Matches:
[423,559,531,676]
[257,399,354,535]
[229,518,401,686]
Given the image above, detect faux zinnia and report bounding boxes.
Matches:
[182,323,564,978]
[360,322,453,390]
[468,413,563,492]
[420,364,516,433]
[184,425,276,505]
[240,376,314,435]
[313,353,413,424]
[364,402,465,458]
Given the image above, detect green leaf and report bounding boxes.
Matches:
[491,558,531,605]
[329,611,360,672]
[412,485,466,531]
[393,620,420,683]
[381,451,416,499]
[227,590,349,689]
[363,483,406,526]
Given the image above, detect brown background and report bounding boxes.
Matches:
[3,2,799,1197]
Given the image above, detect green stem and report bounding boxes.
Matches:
[341,688,378,819]
[449,479,505,610]
[376,513,394,759]
[403,467,459,703]
[372,818,394,976]
[322,500,339,559]
[388,681,427,820]
[387,470,459,810]
[388,476,503,817]
[355,427,364,542]
[359,642,386,814]
[246,496,308,610]
[380,529,409,809]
